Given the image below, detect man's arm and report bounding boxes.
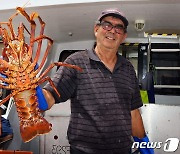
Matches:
[131,108,154,154]
[42,89,55,110]
[131,108,145,138]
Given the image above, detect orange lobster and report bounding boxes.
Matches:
[0,7,82,142]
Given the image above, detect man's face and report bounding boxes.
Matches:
[94,16,127,50]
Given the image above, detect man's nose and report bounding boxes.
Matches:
[110,26,116,33]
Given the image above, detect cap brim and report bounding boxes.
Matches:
[98,13,128,27]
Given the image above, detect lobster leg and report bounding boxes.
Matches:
[0,6,31,40]
[16,7,35,41]
[38,76,60,97]
[7,6,32,40]
[0,21,16,41]
[8,18,17,40]
[16,8,43,49]
[18,23,27,65]
[7,6,35,41]
[16,7,31,23]
[36,63,82,97]
[18,23,25,42]
[39,62,82,80]
[16,7,36,61]
[0,77,11,84]
[32,15,45,67]
[0,84,16,90]
[0,28,20,64]
[0,27,12,46]
[0,58,11,69]
[0,92,15,106]
[20,15,45,70]
[28,35,53,76]
[2,47,9,62]
[17,22,32,65]
[5,7,25,40]
[22,23,30,35]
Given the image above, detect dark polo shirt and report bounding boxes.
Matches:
[44,49,143,154]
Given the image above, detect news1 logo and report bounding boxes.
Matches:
[132,138,179,152]
[164,138,179,152]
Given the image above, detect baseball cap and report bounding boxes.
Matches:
[97,8,129,27]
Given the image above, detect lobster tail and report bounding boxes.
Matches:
[20,116,52,142]
[14,89,52,142]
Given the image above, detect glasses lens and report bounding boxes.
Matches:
[115,25,125,34]
[100,21,125,34]
[101,21,112,31]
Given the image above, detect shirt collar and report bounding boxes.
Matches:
[87,48,125,67]
[87,48,100,61]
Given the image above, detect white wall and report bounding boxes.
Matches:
[0,0,122,10]
[155,95,180,106]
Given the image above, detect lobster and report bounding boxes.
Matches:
[0,7,82,142]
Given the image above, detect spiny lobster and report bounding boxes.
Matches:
[0,7,82,142]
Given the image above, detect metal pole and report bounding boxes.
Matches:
[147,35,151,72]
[178,35,180,49]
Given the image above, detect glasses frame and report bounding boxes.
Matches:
[97,20,127,34]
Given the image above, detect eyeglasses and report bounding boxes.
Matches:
[99,21,126,34]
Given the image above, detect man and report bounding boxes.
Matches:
[43,8,147,154]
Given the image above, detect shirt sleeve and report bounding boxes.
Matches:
[43,56,78,103]
[129,64,143,110]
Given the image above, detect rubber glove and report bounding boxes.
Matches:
[133,135,154,154]
[36,86,48,110]
[34,63,48,110]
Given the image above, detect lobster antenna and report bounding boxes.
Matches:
[21,0,31,9]
[10,0,31,18]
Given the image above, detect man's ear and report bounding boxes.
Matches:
[94,25,99,36]
[122,33,127,42]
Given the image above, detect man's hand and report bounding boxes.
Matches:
[133,135,154,154]
[42,88,55,109]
